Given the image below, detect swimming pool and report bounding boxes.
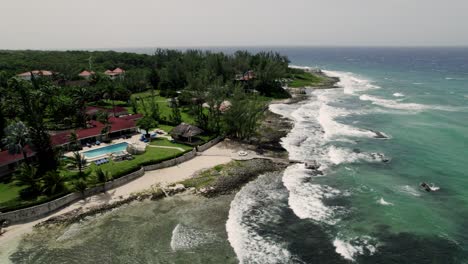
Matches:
[83,142,129,158]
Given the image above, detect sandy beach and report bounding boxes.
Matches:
[0,142,237,259]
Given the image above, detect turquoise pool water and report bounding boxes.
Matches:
[82,142,128,158]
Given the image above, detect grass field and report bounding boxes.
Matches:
[289,72,326,88]
[149,138,193,151]
[0,145,187,211]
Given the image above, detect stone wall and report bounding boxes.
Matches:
[197,136,223,152]
[0,139,222,224]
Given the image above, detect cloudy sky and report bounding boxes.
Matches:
[1,0,467,49]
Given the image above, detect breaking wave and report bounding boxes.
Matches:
[333,236,377,261]
[282,164,342,224]
[378,197,393,206]
[360,94,459,112]
[226,172,300,264]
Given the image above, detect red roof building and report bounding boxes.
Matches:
[0,116,138,175]
[104,68,125,79]
[78,70,95,79]
[51,117,137,146]
[17,70,54,81]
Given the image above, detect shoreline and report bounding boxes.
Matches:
[0,143,235,253]
[0,69,340,260]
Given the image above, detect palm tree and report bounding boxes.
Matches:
[94,167,111,184]
[69,151,87,178]
[42,170,66,195]
[97,110,111,142]
[73,179,88,197]
[94,167,111,192]
[3,121,32,163]
[14,163,41,198]
[68,131,81,151]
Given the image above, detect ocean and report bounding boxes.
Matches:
[3,47,468,263]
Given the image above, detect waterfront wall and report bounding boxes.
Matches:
[0,138,223,224]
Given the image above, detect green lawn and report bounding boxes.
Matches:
[0,182,25,205]
[88,146,184,178]
[158,124,175,133]
[0,146,187,211]
[149,138,193,151]
[289,72,326,88]
[129,91,196,124]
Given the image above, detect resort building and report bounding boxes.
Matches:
[104,68,125,80]
[51,115,141,149]
[0,148,35,178]
[235,70,256,81]
[17,70,54,81]
[78,70,95,80]
[170,123,204,144]
[0,114,142,177]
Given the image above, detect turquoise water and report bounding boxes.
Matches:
[82,142,128,158]
[3,48,468,263]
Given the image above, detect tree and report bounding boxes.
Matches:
[69,151,87,178]
[41,170,66,195]
[130,97,139,114]
[73,179,88,197]
[96,110,111,142]
[169,98,182,125]
[0,107,5,141]
[137,116,157,138]
[185,75,208,130]
[149,89,160,121]
[13,163,41,198]
[70,86,89,128]
[223,87,265,140]
[148,68,160,90]
[68,131,81,151]
[9,76,59,174]
[94,167,111,191]
[205,80,228,134]
[2,121,32,163]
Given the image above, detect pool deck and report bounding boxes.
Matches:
[64,131,170,161]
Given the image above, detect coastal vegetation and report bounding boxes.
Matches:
[0,48,313,212]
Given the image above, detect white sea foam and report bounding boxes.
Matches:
[359,94,459,112]
[317,103,377,139]
[378,197,393,206]
[323,70,380,95]
[334,239,359,261]
[282,164,341,224]
[393,92,405,97]
[170,224,216,251]
[333,236,377,261]
[226,173,296,264]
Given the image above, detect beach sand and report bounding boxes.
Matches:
[0,142,236,260]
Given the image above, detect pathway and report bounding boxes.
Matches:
[146,145,186,152]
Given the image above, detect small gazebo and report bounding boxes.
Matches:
[170,123,204,143]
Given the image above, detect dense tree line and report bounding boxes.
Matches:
[0,49,296,200]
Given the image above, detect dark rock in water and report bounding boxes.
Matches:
[353,148,361,153]
[371,130,389,139]
[305,160,320,170]
[370,152,390,163]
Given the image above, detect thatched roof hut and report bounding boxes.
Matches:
[170,123,204,143]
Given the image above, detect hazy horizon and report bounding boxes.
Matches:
[1,0,468,50]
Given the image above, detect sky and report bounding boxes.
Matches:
[1,0,467,50]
